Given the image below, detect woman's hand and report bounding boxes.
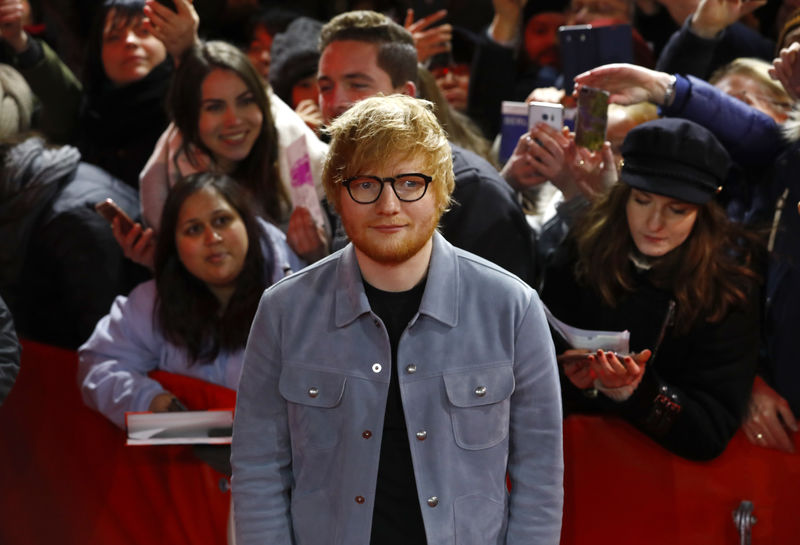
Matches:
[558,349,596,389]
[148,392,178,412]
[144,0,199,64]
[404,9,452,63]
[295,99,324,135]
[0,0,27,52]
[742,375,797,453]
[770,42,800,101]
[287,206,329,264]
[591,349,651,390]
[574,64,674,106]
[570,141,618,201]
[501,123,572,191]
[113,218,156,270]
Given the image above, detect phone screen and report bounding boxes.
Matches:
[574,86,609,151]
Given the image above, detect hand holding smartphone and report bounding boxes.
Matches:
[95,198,135,236]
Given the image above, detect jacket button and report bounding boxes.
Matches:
[355,496,365,504]
[427,496,438,507]
[372,363,382,373]
[362,430,372,439]
[416,430,427,441]
[406,364,417,374]
[308,387,319,398]
[474,385,487,397]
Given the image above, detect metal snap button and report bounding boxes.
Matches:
[355,496,365,504]
[416,430,427,441]
[372,363,382,373]
[427,496,439,507]
[474,385,487,397]
[362,430,372,439]
[406,364,417,374]
[308,387,319,398]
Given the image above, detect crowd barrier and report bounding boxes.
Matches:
[0,340,796,544]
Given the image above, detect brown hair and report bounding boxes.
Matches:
[167,40,289,223]
[319,10,418,88]
[322,94,454,215]
[572,182,761,334]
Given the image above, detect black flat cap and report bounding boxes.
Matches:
[620,117,730,204]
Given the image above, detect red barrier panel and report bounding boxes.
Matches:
[1,341,797,544]
[561,415,800,544]
[0,340,233,545]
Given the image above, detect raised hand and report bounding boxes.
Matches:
[574,63,675,106]
[143,0,199,64]
[770,42,800,101]
[404,8,452,63]
[0,0,27,52]
[690,0,767,39]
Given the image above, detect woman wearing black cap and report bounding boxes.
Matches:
[540,117,762,461]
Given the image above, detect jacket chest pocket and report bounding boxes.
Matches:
[443,364,515,450]
[279,366,346,450]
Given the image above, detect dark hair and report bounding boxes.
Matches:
[83,0,147,93]
[572,182,762,334]
[416,65,497,167]
[319,11,418,87]
[168,40,288,223]
[154,172,269,363]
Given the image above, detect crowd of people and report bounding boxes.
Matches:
[1,0,799,542]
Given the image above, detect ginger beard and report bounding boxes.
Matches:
[338,157,443,265]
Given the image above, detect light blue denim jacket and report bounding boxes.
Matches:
[232,232,563,544]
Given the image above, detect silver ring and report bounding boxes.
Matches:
[756,432,764,441]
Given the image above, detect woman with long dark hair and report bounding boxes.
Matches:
[540,118,763,461]
[78,172,301,427]
[130,40,328,265]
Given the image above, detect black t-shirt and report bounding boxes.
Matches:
[364,278,428,545]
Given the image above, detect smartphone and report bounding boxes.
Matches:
[528,101,564,132]
[574,86,609,151]
[558,24,633,93]
[95,198,135,236]
[154,0,177,11]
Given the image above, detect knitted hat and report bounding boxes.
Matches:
[0,64,34,138]
[269,16,323,105]
[620,118,729,204]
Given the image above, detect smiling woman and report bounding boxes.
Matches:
[78,172,302,428]
[137,40,330,265]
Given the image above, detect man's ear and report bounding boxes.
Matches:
[401,81,417,97]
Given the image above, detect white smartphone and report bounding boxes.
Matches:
[528,101,564,132]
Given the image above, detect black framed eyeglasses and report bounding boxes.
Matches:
[341,173,433,204]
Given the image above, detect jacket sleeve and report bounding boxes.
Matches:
[77,282,167,428]
[231,290,294,545]
[657,16,774,79]
[444,146,537,285]
[12,37,82,144]
[619,289,760,461]
[506,291,563,544]
[0,295,20,407]
[664,74,783,167]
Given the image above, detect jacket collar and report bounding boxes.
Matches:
[334,231,459,328]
